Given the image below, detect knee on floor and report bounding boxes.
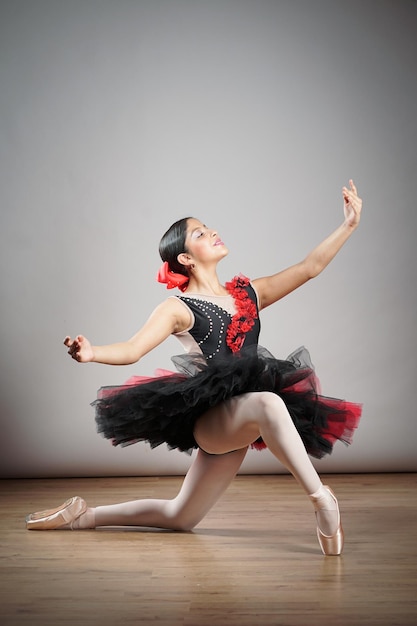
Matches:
[163,500,199,532]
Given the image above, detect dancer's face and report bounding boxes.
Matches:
[183,218,229,265]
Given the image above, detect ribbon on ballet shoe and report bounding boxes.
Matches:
[26,496,87,530]
[314,486,344,556]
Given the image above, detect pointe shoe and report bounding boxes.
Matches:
[315,486,344,556]
[26,496,87,530]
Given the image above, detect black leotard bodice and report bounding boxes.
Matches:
[177,282,261,360]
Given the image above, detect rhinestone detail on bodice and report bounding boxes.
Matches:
[179,297,231,359]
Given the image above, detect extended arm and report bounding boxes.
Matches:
[253,180,362,310]
[64,297,190,365]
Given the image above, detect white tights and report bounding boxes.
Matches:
[81,447,246,530]
[76,392,338,535]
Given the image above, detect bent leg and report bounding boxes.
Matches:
[194,392,322,495]
[91,447,247,530]
[194,392,340,538]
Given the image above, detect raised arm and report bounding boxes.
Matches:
[253,179,362,310]
[64,297,191,365]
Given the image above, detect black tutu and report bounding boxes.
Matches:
[92,346,362,459]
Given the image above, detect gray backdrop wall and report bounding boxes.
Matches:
[1,0,416,478]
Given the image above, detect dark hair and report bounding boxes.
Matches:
[159,217,193,276]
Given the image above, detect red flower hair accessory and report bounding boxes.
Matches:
[225,275,258,353]
[157,261,189,292]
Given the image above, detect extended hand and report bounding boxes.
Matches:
[64,335,94,363]
[342,179,362,228]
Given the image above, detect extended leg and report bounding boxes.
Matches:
[24,447,247,530]
[91,447,247,530]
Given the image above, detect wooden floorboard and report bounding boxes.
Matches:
[1,473,416,625]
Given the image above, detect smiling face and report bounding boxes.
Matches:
[181,218,229,268]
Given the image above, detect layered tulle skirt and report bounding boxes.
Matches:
[93,346,362,459]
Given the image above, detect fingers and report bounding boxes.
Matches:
[341,179,362,228]
[349,179,357,194]
[342,188,352,208]
[342,180,357,195]
[342,179,360,205]
[63,335,82,360]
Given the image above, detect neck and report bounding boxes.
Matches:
[186,270,227,296]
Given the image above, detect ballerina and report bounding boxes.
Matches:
[26,179,363,556]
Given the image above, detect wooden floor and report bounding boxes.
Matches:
[1,473,416,626]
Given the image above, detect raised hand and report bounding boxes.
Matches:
[342,179,362,229]
[64,335,94,363]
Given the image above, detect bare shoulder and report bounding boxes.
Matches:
[151,295,192,334]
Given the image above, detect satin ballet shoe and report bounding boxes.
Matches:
[26,496,87,530]
[315,486,344,556]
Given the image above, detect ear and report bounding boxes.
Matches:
[177,252,192,268]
